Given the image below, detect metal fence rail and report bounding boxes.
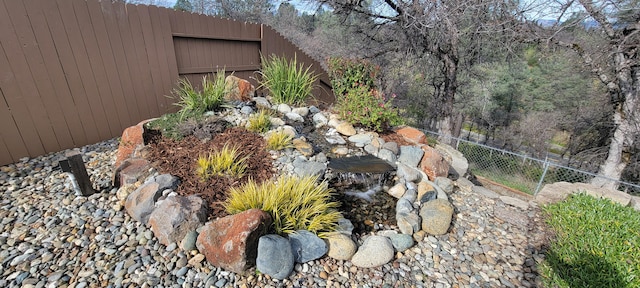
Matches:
[423,130,640,196]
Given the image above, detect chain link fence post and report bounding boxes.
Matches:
[534,157,550,195]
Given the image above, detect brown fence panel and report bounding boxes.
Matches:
[0,0,334,166]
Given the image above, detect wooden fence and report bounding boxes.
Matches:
[0,0,334,166]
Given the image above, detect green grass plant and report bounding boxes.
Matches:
[247,109,272,133]
[258,54,318,106]
[172,70,227,119]
[224,175,342,237]
[540,193,640,288]
[147,111,201,140]
[195,143,248,181]
[266,130,294,151]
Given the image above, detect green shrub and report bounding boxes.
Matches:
[224,175,342,237]
[540,193,640,288]
[327,57,379,96]
[195,143,248,181]
[246,109,272,133]
[172,70,227,119]
[147,111,201,140]
[266,130,294,151]
[259,54,318,106]
[335,85,403,132]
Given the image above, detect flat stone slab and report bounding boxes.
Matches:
[328,155,394,173]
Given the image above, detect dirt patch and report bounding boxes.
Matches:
[145,127,274,220]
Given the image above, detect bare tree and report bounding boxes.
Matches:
[528,0,639,188]
[318,0,521,144]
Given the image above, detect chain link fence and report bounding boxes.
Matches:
[423,130,640,196]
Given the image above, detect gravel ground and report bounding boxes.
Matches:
[0,139,548,288]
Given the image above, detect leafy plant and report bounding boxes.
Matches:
[540,193,640,288]
[258,54,318,106]
[335,85,403,132]
[247,109,272,133]
[327,57,379,96]
[266,130,294,151]
[172,70,227,119]
[195,143,248,181]
[224,175,342,237]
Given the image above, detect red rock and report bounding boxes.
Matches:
[112,158,151,187]
[114,119,153,169]
[225,75,255,102]
[420,145,450,181]
[393,126,427,145]
[196,209,272,273]
[148,195,207,246]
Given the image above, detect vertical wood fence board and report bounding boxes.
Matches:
[137,5,168,114]
[86,0,131,133]
[148,5,174,112]
[58,0,111,141]
[73,0,123,138]
[24,0,87,147]
[126,5,160,118]
[44,0,100,144]
[102,0,146,124]
[20,0,76,150]
[158,7,180,111]
[0,84,28,162]
[0,1,48,156]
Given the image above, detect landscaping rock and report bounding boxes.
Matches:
[382,141,399,155]
[500,196,529,210]
[180,230,199,252]
[252,96,271,109]
[435,177,454,194]
[435,143,469,178]
[279,125,298,138]
[125,181,165,224]
[348,133,373,147]
[377,148,397,164]
[148,195,207,246]
[196,209,272,274]
[351,236,394,268]
[292,158,325,178]
[396,212,420,235]
[472,185,500,199]
[289,230,328,263]
[224,75,255,102]
[417,181,437,203]
[336,218,354,236]
[396,198,413,215]
[393,126,427,145]
[292,138,314,157]
[401,188,417,203]
[536,182,632,207]
[335,122,356,136]
[364,144,378,155]
[388,183,407,199]
[420,199,454,235]
[285,112,304,122]
[456,177,475,192]
[398,146,424,168]
[387,233,414,252]
[312,113,329,127]
[325,233,357,260]
[270,117,286,127]
[256,234,294,280]
[397,162,421,182]
[112,158,151,187]
[276,103,292,114]
[420,145,450,181]
[240,106,253,115]
[325,129,347,145]
[114,120,148,169]
[292,107,309,117]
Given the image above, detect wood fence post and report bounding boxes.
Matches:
[59,151,95,196]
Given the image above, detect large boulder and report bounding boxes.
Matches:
[224,75,255,102]
[196,209,272,274]
[393,126,427,145]
[148,195,207,246]
[350,236,394,268]
[113,119,153,170]
[397,146,424,168]
[256,234,295,280]
[289,230,328,263]
[112,158,151,187]
[124,174,179,224]
[420,199,454,235]
[420,145,450,181]
[535,182,632,207]
[435,144,469,178]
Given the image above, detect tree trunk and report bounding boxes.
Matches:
[436,51,459,146]
[591,52,639,189]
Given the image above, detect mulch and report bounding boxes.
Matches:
[145,127,274,220]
